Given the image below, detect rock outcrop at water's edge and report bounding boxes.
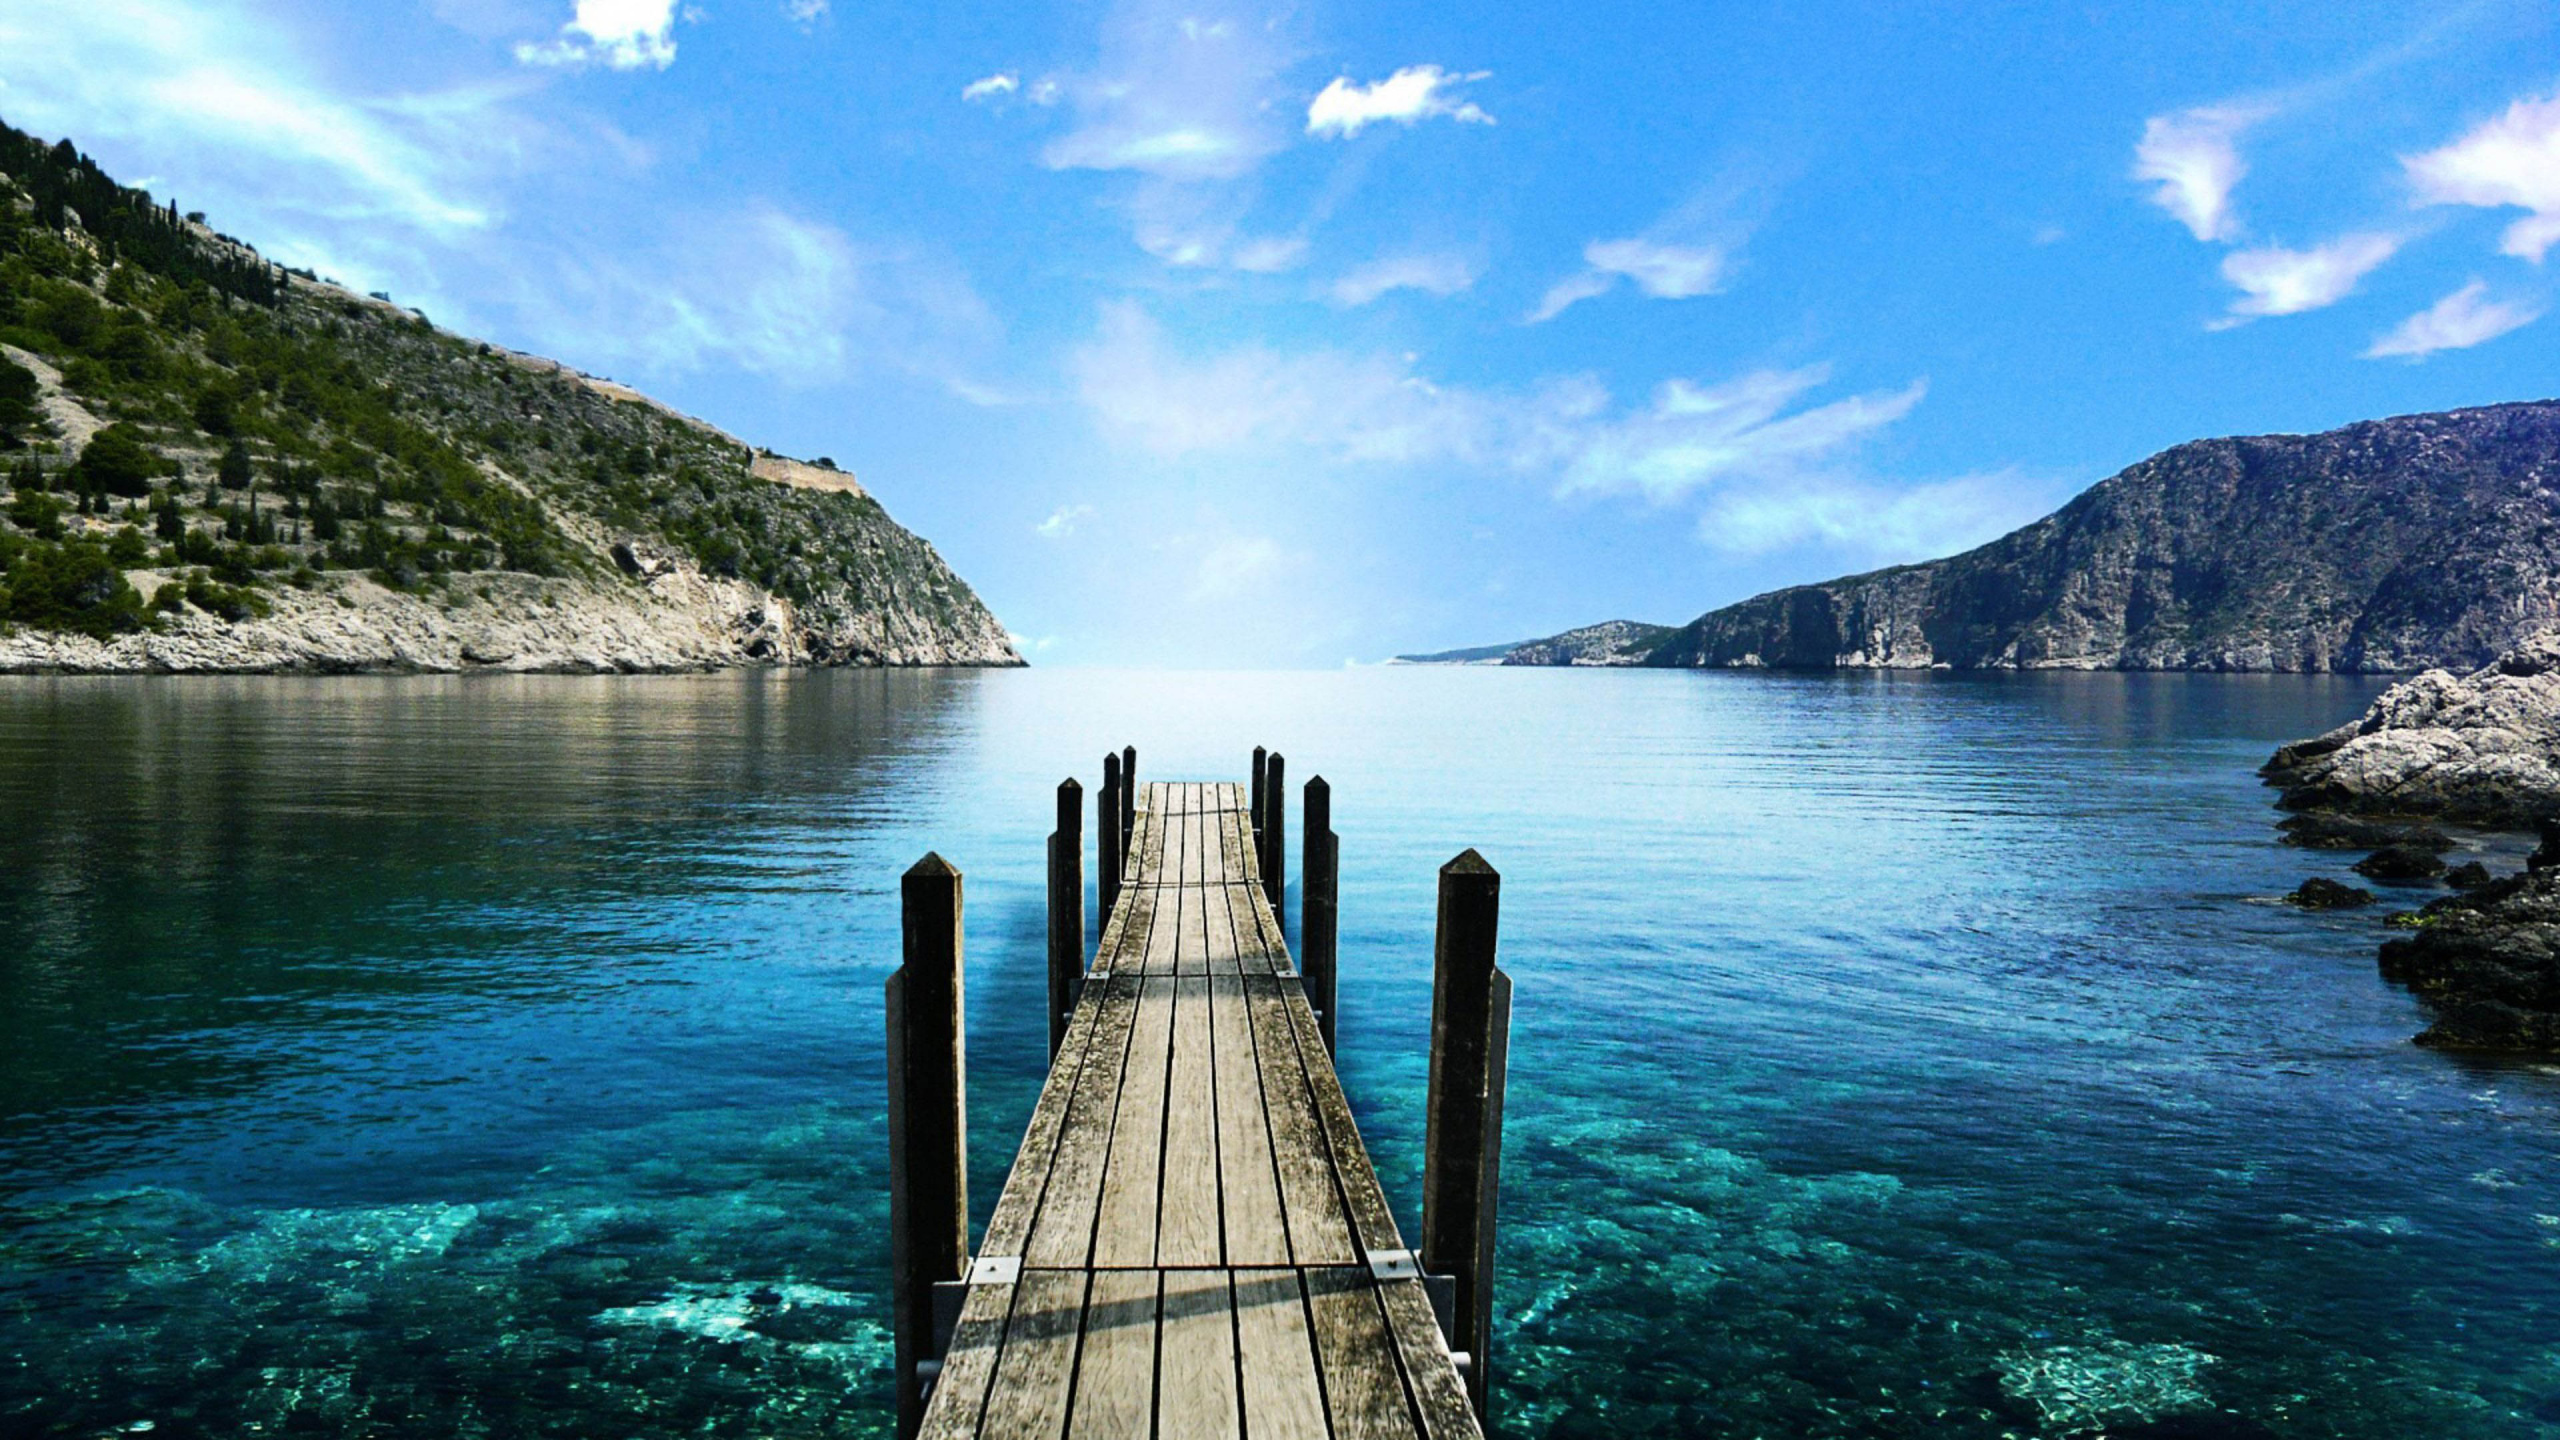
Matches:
[1420,400,2560,672]
[2262,629,2560,827]
[2380,865,2560,1051]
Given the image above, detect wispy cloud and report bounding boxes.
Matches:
[0,0,505,236]
[514,0,680,71]
[1036,503,1096,539]
[782,0,828,26]
[1072,303,1930,532]
[1531,236,1732,322]
[2133,104,2268,243]
[1041,4,1288,181]
[1304,65,1492,139]
[2404,87,2560,262]
[2213,232,2401,325]
[1330,253,1477,307]
[2363,279,2542,359]
[961,72,1018,102]
[1699,470,2058,562]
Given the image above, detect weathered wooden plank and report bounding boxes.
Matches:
[1023,973,1147,1268]
[1139,851,1184,976]
[1234,1269,1329,1440]
[974,1269,1089,1440]
[1156,1269,1240,1440]
[1158,976,1222,1266]
[1210,972,1290,1267]
[1244,975,1357,1266]
[1272,966,1406,1256]
[1376,1277,1483,1440]
[914,1279,1015,1440]
[1306,1266,1418,1440]
[982,952,1120,1257]
[1066,1269,1156,1440]
[1092,975,1177,1266]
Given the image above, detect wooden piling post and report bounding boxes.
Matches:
[887,854,969,1440]
[1420,849,1510,1423]
[1302,776,1338,1052]
[1047,779,1084,1059]
[1250,745,1267,839]
[1099,753,1122,919]
[1262,752,1287,913]
[1120,744,1137,860]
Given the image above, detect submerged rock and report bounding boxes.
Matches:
[2286,878,2376,909]
[2354,845,2448,882]
[2276,814,2452,851]
[2377,868,2560,1052]
[2263,630,2560,826]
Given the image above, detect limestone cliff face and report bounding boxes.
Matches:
[1656,401,2560,672]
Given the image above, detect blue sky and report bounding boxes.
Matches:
[1,0,2554,665]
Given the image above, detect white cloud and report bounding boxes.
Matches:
[1072,304,1925,514]
[2214,231,2401,324]
[1305,65,1493,139]
[1699,470,2056,562]
[515,0,679,70]
[524,206,1006,398]
[1330,253,1478,306]
[1041,1,1289,181]
[1554,365,1926,502]
[783,0,828,25]
[1230,236,1309,272]
[2404,88,2560,262]
[0,0,501,235]
[2363,279,2543,359]
[2133,104,2267,243]
[1530,236,1732,322]
[961,72,1018,102]
[1036,504,1096,539]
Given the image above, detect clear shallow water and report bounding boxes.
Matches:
[3,668,2558,1439]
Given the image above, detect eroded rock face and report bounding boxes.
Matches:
[2261,630,2560,826]
[1645,401,2560,671]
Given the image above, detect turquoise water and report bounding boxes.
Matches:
[4,668,2558,1438]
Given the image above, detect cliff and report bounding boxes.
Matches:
[1435,401,2560,673]
[0,121,1019,672]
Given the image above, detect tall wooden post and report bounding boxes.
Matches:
[1047,780,1084,1058]
[887,854,969,1439]
[1421,850,1510,1423]
[1099,753,1122,920]
[1120,745,1137,859]
[1262,752,1287,914]
[1250,745,1268,840]
[1302,776,1338,1052]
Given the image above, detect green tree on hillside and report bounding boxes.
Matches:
[0,357,38,447]
[75,424,166,498]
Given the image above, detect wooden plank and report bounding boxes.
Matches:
[982,950,1120,1257]
[1272,971,1405,1255]
[1156,1269,1240,1440]
[1092,976,1177,1266]
[914,1280,1016,1440]
[974,1269,1089,1440]
[1023,973,1147,1268]
[1067,1269,1157,1440]
[1245,976,1357,1265]
[1210,973,1290,1267]
[1158,976,1222,1266]
[1305,1266,1419,1440]
[1139,851,1184,976]
[1233,1269,1328,1440]
[1376,1277,1483,1440]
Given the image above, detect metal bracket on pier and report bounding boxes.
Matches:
[1363,1249,1465,1370]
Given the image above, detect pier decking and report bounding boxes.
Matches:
[911,781,1485,1440]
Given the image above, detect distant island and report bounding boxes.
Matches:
[0,120,1018,672]
[1405,400,2560,674]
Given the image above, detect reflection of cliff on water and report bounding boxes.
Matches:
[0,670,983,1194]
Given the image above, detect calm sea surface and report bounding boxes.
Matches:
[4,668,2558,1439]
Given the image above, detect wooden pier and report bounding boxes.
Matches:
[885,755,1512,1439]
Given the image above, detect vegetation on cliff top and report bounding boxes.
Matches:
[0,118,1000,657]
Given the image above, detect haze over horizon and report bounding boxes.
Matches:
[2,0,2553,666]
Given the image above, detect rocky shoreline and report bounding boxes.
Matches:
[2263,632,2560,1052]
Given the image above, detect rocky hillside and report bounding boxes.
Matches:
[1436,401,2560,673]
[0,121,1018,672]
[1398,619,1674,666]
[2263,629,2560,826]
